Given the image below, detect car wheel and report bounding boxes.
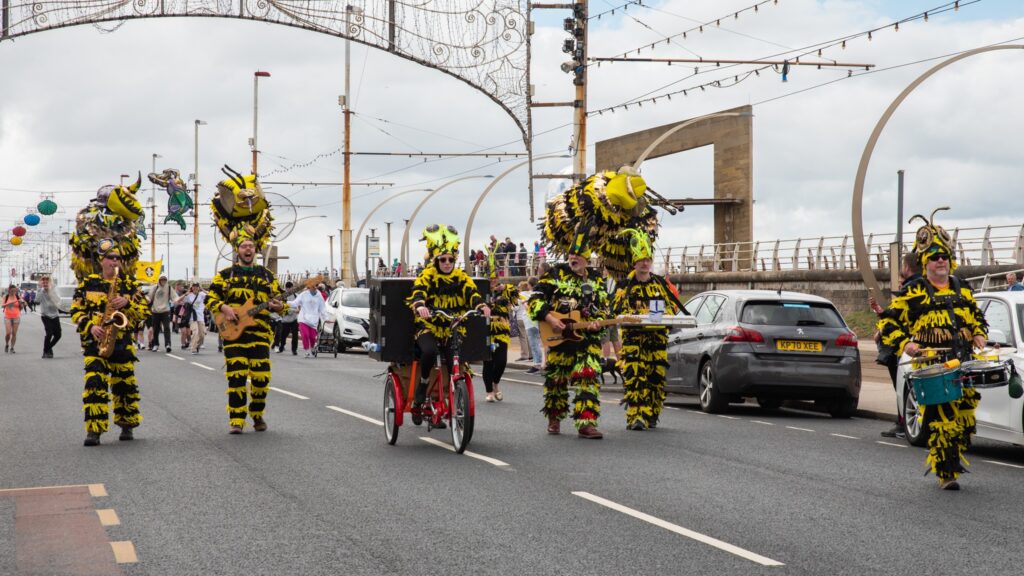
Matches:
[698,361,727,414]
[756,397,783,411]
[902,384,931,447]
[828,396,858,419]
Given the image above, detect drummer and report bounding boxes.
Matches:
[876,208,988,491]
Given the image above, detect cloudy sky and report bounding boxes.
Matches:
[2,0,1022,283]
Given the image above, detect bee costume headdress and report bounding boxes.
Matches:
[210,165,274,251]
[421,223,460,261]
[910,206,956,272]
[69,174,145,280]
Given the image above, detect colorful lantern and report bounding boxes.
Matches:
[10,236,22,246]
[12,226,26,237]
[24,214,40,226]
[37,199,58,215]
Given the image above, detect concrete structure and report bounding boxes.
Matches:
[594,105,754,269]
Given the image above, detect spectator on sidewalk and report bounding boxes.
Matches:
[514,280,531,361]
[273,283,299,355]
[147,275,173,352]
[523,276,544,374]
[37,276,62,359]
[1006,272,1024,291]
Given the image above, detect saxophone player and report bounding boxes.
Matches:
[71,246,150,446]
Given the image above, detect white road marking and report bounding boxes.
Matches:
[326,405,382,425]
[875,441,908,448]
[750,420,774,426]
[689,410,709,415]
[830,433,860,440]
[418,437,511,467]
[190,362,214,371]
[572,492,784,567]
[167,354,184,361]
[717,415,740,420]
[785,426,815,433]
[664,406,681,411]
[983,459,1024,469]
[268,387,308,400]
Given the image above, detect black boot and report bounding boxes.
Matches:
[119,427,134,441]
[84,432,101,447]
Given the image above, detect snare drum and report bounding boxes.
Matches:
[908,365,963,406]
[960,359,1010,389]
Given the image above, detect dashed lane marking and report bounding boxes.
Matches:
[419,437,511,467]
[168,354,184,361]
[876,441,908,448]
[983,459,1024,469]
[751,420,774,426]
[326,405,383,426]
[269,387,309,400]
[96,509,120,526]
[831,433,860,440]
[110,541,138,564]
[190,362,215,371]
[717,415,740,420]
[785,426,815,433]
[572,492,784,567]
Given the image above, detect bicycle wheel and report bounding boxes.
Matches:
[384,373,402,445]
[450,377,474,453]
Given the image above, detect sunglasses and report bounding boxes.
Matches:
[104,255,122,261]
[436,256,455,264]
[927,253,950,262]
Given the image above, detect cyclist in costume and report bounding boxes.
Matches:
[611,229,685,431]
[406,224,490,424]
[482,275,518,402]
[877,208,988,490]
[205,166,286,435]
[70,176,151,446]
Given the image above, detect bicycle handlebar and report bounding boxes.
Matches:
[430,309,482,325]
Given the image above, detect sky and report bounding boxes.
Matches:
[2,0,1023,284]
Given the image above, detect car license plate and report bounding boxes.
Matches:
[776,340,822,352]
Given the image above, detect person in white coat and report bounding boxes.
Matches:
[293,282,326,358]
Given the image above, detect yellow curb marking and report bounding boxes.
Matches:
[89,484,107,497]
[110,541,138,563]
[96,509,120,526]
[0,483,107,496]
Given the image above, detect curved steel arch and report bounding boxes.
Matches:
[852,45,1024,302]
[0,0,530,140]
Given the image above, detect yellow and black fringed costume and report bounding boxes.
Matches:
[612,272,684,430]
[406,263,485,404]
[483,283,519,394]
[206,266,286,429]
[877,207,987,485]
[72,274,150,434]
[877,277,986,481]
[528,263,609,428]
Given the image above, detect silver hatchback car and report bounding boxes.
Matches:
[666,290,861,417]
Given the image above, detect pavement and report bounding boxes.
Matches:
[502,336,899,421]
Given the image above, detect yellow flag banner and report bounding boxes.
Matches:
[135,260,162,284]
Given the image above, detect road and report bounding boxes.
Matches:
[2,315,1023,575]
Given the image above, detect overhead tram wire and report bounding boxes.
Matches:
[588,0,980,116]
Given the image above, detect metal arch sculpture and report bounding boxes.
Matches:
[0,0,530,140]
[852,45,1024,303]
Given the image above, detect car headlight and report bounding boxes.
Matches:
[343,315,363,324]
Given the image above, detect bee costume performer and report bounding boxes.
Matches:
[70,175,151,446]
[611,229,685,431]
[876,208,988,490]
[530,168,658,439]
[205,166,287,434]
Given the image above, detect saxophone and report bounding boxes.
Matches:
[98,267,129,358]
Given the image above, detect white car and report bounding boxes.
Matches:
[896,290,1024,447]
[57,285,77,316]
[326,287,370,352]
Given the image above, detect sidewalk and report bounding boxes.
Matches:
[501,336,898,421]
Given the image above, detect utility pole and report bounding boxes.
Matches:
[328,234,335,280]
[193,119,207,281]
[252,71,271,175]
[151,153,161,261]
[340,5,362,287]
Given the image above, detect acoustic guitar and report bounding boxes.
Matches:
[215,276,322,342]
[538,310,641,348]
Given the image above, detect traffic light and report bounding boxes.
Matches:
[560,3,586,87]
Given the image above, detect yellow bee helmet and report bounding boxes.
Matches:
[603,167,647,211]
[105,173,144,221]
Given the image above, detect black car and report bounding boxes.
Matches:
[666,290,861,417]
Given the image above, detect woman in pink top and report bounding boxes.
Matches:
[3,284,25,353]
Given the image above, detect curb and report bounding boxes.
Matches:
[505,362,893,422]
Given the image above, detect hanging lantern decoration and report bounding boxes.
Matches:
[12,225,27,237]
[10,236,22,246]
[37,198,58,216]
[24,213,41,226]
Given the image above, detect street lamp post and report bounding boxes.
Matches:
[119,173,130,187]
[194,119,207,281]
[151,153,162,261]
[252,71,271,175]
[384,221,391,266]
[328,234,335,279]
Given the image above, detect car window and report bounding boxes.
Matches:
[983,299,1012,344]
[341,291,370,308]
[694,295,726,324]
[740,301,844,328]
[684,296,705,317]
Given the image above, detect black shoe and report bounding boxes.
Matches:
[84,432,101,447]
[880,425,902,438]
[166,346,171,353]
[410,403,424,426]
[526,367,540,374]
[119,427,134,441]
[292,350,297,356]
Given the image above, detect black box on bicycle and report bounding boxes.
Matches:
[368,278,492,363]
